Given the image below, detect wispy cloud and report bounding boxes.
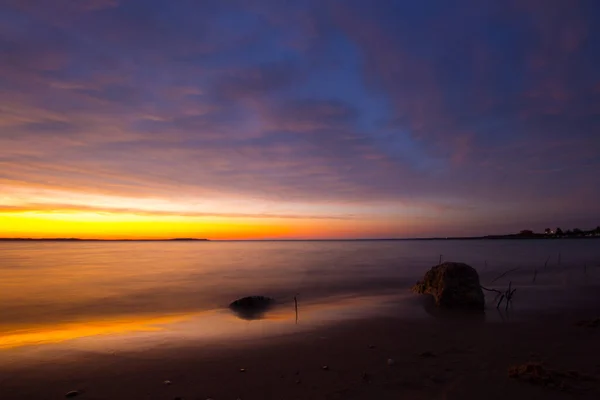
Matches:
[1,0,599,237]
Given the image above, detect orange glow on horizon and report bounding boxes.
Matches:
[0,211,298,240]
[0,210,401,240]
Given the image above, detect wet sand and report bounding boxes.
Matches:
[1,311,599,400]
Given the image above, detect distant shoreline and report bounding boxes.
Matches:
[1,236,599,242]
[0,238,210,242]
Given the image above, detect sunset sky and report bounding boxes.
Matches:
[1,0,599,239]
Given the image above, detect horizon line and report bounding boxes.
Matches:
[1,236,599,242]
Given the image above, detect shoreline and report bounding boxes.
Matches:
[1,307,599,399]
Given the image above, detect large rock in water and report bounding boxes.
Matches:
[412,262,485,310]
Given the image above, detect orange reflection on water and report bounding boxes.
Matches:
[0,314,191,350]
[0,295,398,352]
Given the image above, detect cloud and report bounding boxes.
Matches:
[1,0,599,236]
[0,203,355,220]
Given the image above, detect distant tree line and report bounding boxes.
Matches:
[518,226,600,238]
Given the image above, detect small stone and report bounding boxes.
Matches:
[164,380,172,385]
[65,391,79,398]
[387,358,395,366]
[295,379,301,384]
[239,368,246,373]
[368,344,375,349]
[322,365,329,370]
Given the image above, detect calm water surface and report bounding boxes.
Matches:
[1,240,599,357]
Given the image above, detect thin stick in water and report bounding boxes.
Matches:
[544,255,550,269]
[294,295,298,324]
[490,267,520,284]
[439,254,443,265]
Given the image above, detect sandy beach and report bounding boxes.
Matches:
[2,241,599,399]
[1,309,599,400]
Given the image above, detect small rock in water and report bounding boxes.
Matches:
[65,391,79,398]
[322,365,329,371]
[295,379,302,384]
[368,344,376,349]
[239,368,246,373]
[387,358,395,366]
[163,380,172,385]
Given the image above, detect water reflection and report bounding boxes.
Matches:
[0,314,190,350]
[0,294,401,354]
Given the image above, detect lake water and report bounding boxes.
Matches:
[1,240,600,357]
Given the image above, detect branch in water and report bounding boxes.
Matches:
[490,267,520,284]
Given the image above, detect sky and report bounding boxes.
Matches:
[1,0,600,239]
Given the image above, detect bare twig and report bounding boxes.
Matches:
[490,267,520,284]
[481,285,502,294]
[496,281,517,310]
[544,255,550,269]
[506,282,516,311]
[497,294,505,309]
[532,268,538,283]
[294,295,298,324]
[482,281,517,310]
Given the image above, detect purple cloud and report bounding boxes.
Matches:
[1,0,599,236]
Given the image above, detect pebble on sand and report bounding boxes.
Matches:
[239,368,246,372]
[65,391,79,398]
[163,380,172,385]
